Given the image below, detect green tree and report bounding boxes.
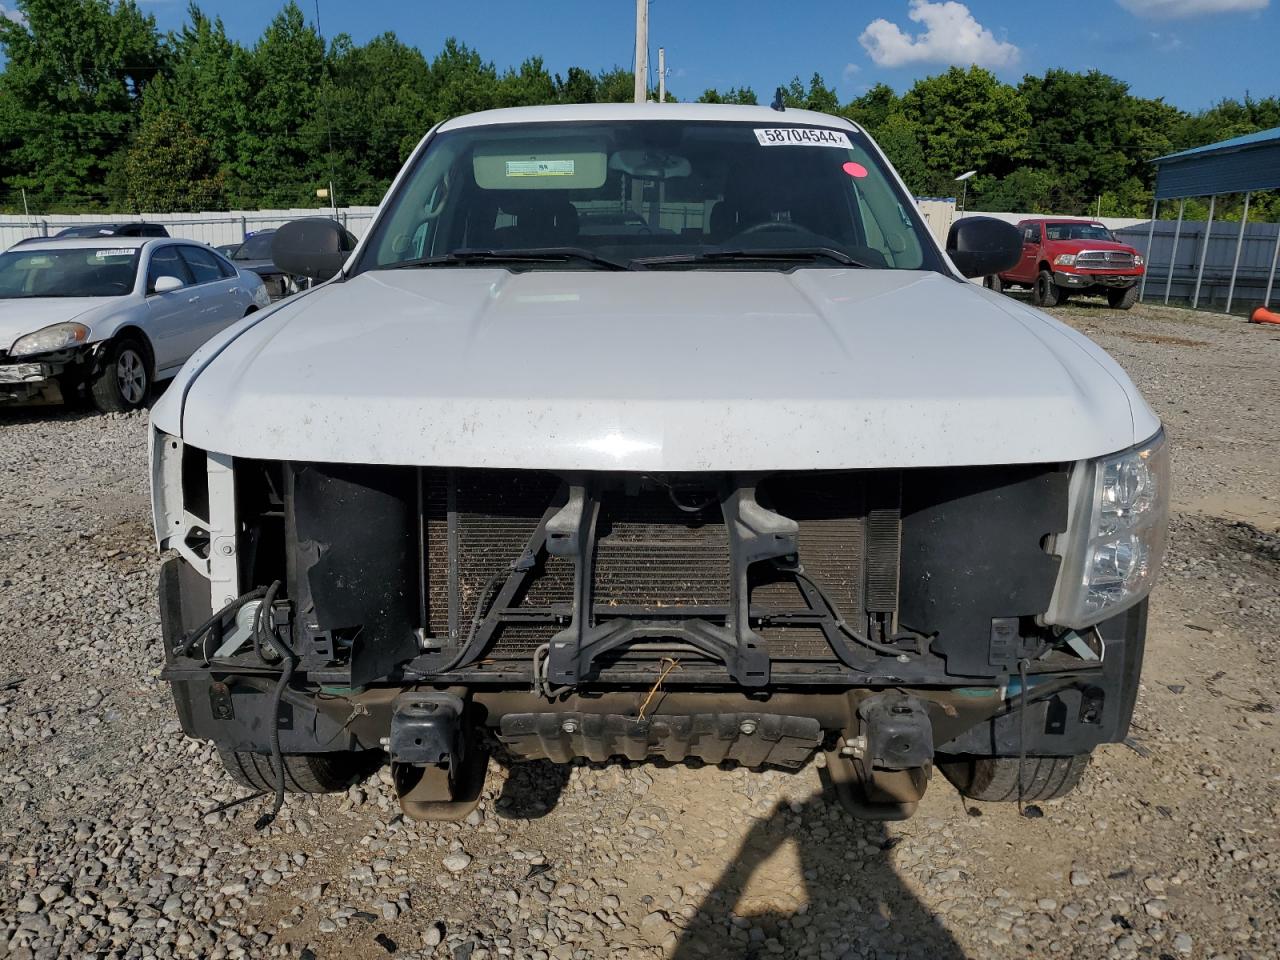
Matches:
[697,86,758,105]
[0,0,167,210]
[779,73,838,112]
[238,2,326,207]
[844,83,899,135]
[316,31,431,204]
[142,5,250,173]
[555,66,599,104]
[427,38,499,119]
[900,67,1031,196]
[874,113,928,194]
[125,110,224,210]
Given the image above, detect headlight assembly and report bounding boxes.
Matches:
[10,321,90,357]
[1045,429,1169,629]
[1053,254,1076,266]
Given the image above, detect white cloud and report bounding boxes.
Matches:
[0,3,27,25]
[1118,0,1268,17]
[1149,31,1184,51]
[859,1,1020,69]
[842,62,862,82]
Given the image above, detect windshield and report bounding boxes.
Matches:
[0,247,139,298]
[1045,223,1115,242]
[359,120,939,273]
[234,233,275,260]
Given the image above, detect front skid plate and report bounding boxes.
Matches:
[498,711,822,767]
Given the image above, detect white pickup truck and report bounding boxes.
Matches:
[150,103,1167,823]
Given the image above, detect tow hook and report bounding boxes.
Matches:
[388,692,488,822]
[824,693,934,821]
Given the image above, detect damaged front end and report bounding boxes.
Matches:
[153,433,1155,821]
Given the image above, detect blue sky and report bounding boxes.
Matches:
[142,0,1275,112]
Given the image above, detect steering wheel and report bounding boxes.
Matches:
[731,221,811,239]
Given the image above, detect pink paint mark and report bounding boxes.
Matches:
[842,161,868,179]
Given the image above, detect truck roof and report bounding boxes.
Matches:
[438,101,863,133]
[1019,217,1107,226]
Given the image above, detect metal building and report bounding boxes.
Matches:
[1140,126,1280,313]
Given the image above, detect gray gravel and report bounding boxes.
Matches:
[1,300,1277,959]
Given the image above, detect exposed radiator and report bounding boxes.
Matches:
[421,469,895,662]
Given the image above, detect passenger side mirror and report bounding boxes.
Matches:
[152,275,184,295]
[271,217,354,280]
[946,217,1022,279]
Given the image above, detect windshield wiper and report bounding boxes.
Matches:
[389,247,637,272]
[635,247,876,269]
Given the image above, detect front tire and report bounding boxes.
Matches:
[1033,269,1061,308]
[1107,285,1139,310]
[939,754,1090,803]
[984,274,1004,294]
[217,746,381,795]
[90,336,150,413]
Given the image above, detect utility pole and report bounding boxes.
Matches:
[658,47,666,103]
[21,187,29,218]
[633,0,648,103]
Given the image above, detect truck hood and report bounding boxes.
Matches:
[0,297,114,352]
[157,268,1159,471]
[1051,239,1139,256]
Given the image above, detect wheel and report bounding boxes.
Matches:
[938,754,1090,803]
[984,274,1003,294]
[1033,269,1060,308]
[1107,285,1139,310]
[217,746,382,795]
[90,336,151,413]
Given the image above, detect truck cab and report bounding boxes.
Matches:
[993,218,1146,310]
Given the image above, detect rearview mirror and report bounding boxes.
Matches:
[152,275,184,295]
[271,217,356,280]
[946,216,1022,279]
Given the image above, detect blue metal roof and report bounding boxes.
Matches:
[1154,126,1280,163]
[1152,126,1280,200]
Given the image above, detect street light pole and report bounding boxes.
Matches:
[954,170,977,218]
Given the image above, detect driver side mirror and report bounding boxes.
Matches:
[946,217,1022,279]
[151,275,184,295]
[272,217,355,280]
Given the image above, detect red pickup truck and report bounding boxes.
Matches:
[987,218,1145,310]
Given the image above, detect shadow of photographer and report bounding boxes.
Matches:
[670,791,968,960]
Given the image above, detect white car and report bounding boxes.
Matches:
[0,237,269,411]
[151,103,1167,825]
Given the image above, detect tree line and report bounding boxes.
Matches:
[0,0,1275,219]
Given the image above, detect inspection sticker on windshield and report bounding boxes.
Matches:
[754,128,851,148]
[94,248,134,259]
[505,159,576,177]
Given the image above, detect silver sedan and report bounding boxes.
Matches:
[0,237,270,412]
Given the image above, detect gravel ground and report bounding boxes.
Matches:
[1,298,1277,960]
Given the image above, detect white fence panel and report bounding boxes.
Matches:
[0,206,381,250]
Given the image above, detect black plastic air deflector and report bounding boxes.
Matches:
[897,465,1067,677]
[285,463,421,686]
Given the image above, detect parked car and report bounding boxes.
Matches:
[213,241,242,259]
[0,237,270,411]
[54,222,171,239]
[151,104,1166,826]
[988,218,1145,309]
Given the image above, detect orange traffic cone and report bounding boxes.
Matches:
[1251,306,1280,325]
